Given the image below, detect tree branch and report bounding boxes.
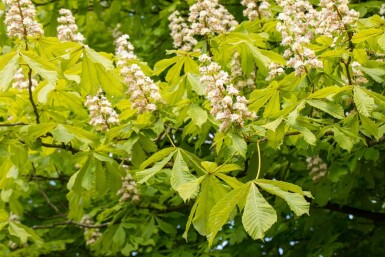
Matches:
[32,163,62,214]
[0,122,27,127]
[32,220,110,230]
[314,202,385,222]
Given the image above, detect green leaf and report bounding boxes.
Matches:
[256,181,310,216]
[242,184,277,240]
[64,125,99,144]
[378,32,385,51]
[21,52,58,87]
[215,164,243,174]
[266,123,285,149]
[26,123,57,141]
[352,28,383,43]
[8,222,29,244]
[306,100,344,119]
[136,152,174,183]
[192,175,228,236]
[360,67,385,83]
[186,73,205,95]
[187,104,208,128]
[333,126,354,151]
[171,151,200,201]
[139,147,176,170]
[207,184,249,246]
[216,173,244,189]
[0,52,19,91]
[51,124,75,144]
[81,51,99,95]
[183,200,199,241]
[308,86,352,99]
[354,87,375,117]
[255,179,313,198]
[262,116,283,131]
[287,104,316,145]
[360,114,379,139]
[231,134,247,158]
[153,56,178,75]
[249,88,275,113]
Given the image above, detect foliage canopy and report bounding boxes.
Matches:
[1,0,385,256]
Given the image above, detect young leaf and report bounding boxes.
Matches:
[242,183,277,240]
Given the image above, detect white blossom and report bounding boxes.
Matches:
[84,91,119,131]
[117,168,140,204]
[11,68,37,90]
[380,4,385,18]
[57,9,85,43]
[306,156,328,182]
[199,54,255,131]
[275,0,358,77]
[81,215,102,246]
[3,0,43,39]
[266,62,285,81]
[241,0,272,21]
[168,0,238,51]
[351,61,368,85]
[115,35,164,114]
[168,11,197,51]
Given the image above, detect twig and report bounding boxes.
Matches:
[32,163,62,214]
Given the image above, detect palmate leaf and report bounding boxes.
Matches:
[242,184,277,240]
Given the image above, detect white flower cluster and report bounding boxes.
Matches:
[275,0,359,76]
[189,0,238,36]
[275,0,323,76]
[11,68,37,90]
[199,54,256,131]
[57,9,85,43]
[3,0,43,39]
[81,215,102,246]
[241,0,272,21]
[117,170,140,204]
[317,0,360,37]
[168,0,238,51]
[84,92,119,131]
[115,35,163,114]
[115,34,137,62]
[168,11,197,52]
[306,156,328,182]
[230,51,256,90]
[380,4,385,18]
[351,61,368,84]
[266,62,285,81]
